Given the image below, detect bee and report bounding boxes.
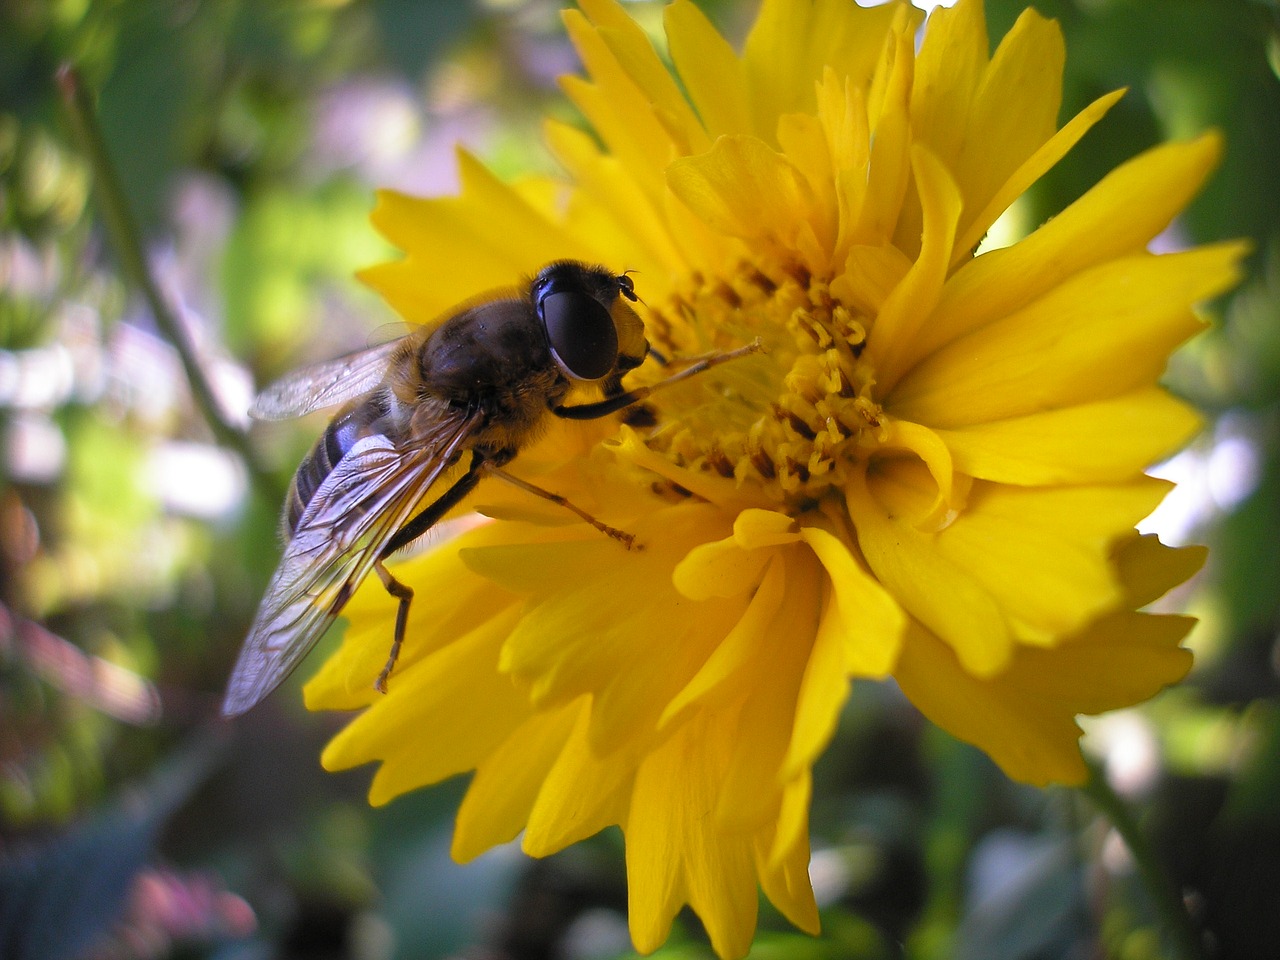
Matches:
[221,260,757,717]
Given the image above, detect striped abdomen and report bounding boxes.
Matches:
[283,397,387,536]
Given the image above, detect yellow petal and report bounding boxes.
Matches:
[742,0,912,142]
[626,711,759,960]
[946,7,1064,238]
[660,181,741,276]
[461,535,623,596]
[783,588,848,779]
[817,67,869,180]
[1003,611,1195,715]
[897,529,1201,783]
[673,524,776,600]
[848,463,1014,674]
[922,477,1169,647]
[319,607,529,806]
[608,426,763,512]
[513,586,721,753]
[897,607,1195,787]
[523,702,635,856]
[304,521,519,711]
[715,552,820,832]
[889,244,1249,427]
[879,418,959,518]
[850,460,1169,674]
[894,621,1091,786]
[934,388,1204,485]
[832,242,912,317]
[663,555,785,726]
[852,20,914,246]
[777,112,839,269]
[452,704,578,862]
[561,10,677,197]
[483,505,738,753]
[918,133,1226,358]
[544,119,684,277]
[799,525,905,676]
[865,145,963,392]
[576,0,711,156]
[911,0,988,168]
[1113,533,1207,607]
[916,2,1064,252]
[665,0,753,138]
[733,507,802,548]
[953,88,1125,261]
[818,71,871,266]
[667,135,816,256]
[360,153,587,322]
[756,773,820,934]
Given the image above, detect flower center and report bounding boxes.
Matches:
[641,262,887,510]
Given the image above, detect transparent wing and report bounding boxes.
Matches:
[250,339,406,420]
[220,409,479,716]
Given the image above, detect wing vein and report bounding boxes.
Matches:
[221,408,482,716]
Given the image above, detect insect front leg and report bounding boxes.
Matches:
[553,338,762,421]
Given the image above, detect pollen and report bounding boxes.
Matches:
[641,262,887,508]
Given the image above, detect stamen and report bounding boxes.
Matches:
[638,260,890,508]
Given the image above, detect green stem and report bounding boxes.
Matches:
[55,64,274,494]
[1082,763,1206,960]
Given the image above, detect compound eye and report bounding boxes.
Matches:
[539,290,619,381]
[617,273,638,301]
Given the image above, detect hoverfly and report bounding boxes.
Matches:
[221,260,757,717]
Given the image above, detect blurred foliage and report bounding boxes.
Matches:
[0,1,1278,959]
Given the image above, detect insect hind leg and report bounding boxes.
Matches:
[373,559,413,694]
[369,455,486,694]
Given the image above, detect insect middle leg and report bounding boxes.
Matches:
[479,462,637,549]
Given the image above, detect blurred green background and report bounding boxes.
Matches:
[1,1,1278,958]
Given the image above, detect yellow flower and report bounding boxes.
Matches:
[304,0,1244,955]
